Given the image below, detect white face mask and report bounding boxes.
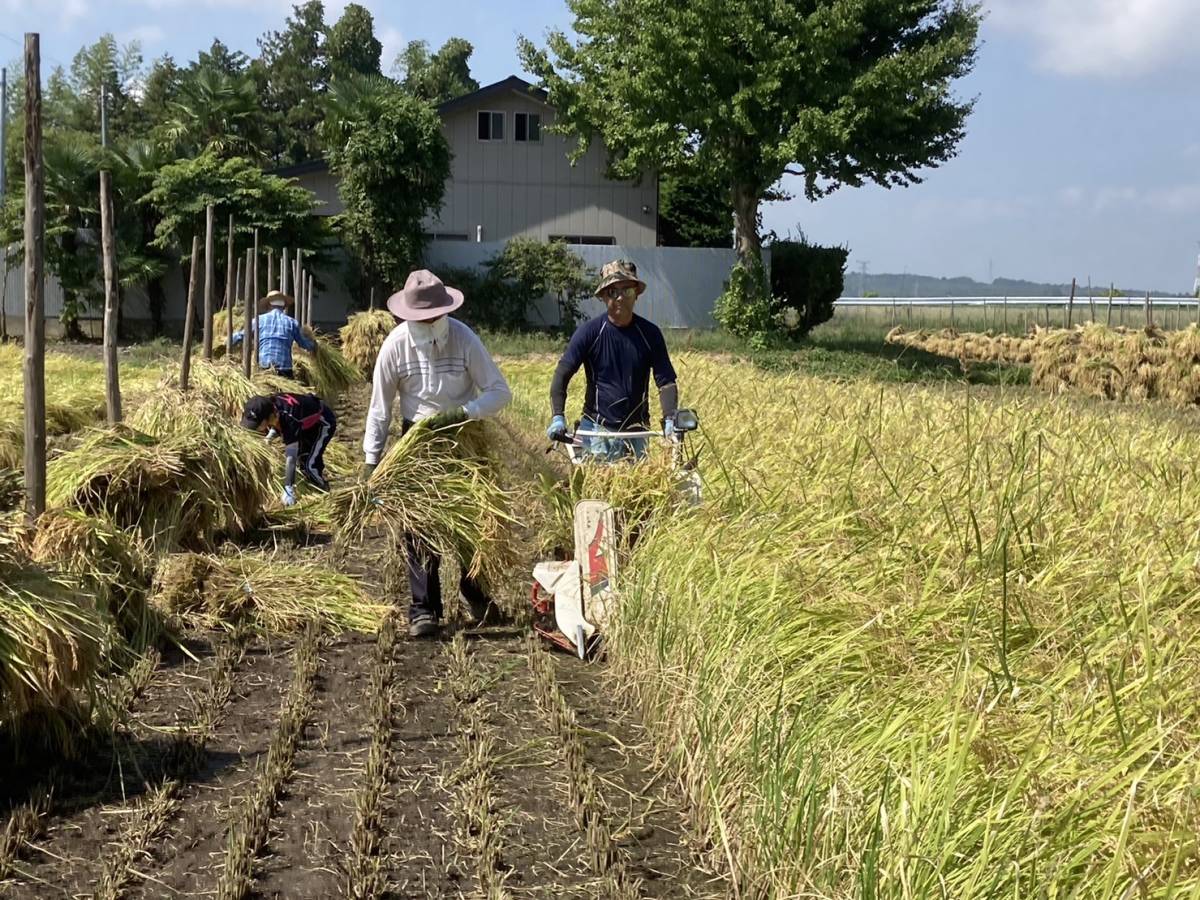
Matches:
[409,316,450,347]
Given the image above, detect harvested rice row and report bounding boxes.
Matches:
[95,648,161,734]
[526,634,641,898]
[96,634,242,900]
[343,614,399,899]
[151,552,389,633]
[446,632,512,899]
[216,624,321,900]
[0,791,52,882]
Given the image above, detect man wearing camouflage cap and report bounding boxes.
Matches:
[547,259,679,459]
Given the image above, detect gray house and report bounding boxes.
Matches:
[281,76,660,248]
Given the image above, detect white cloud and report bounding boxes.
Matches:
[1056,182,1200,214]
[120,24,166,47]
[989,0,1200,76]
[379,25,404,71]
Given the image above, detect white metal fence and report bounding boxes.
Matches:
[833,296,1200,332]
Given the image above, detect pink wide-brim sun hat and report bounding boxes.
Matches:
[386,269,464,321]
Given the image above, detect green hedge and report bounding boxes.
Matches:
[769,239,849,337]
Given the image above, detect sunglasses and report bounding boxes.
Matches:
[603,286,638,302]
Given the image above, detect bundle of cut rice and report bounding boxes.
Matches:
[294,329,362,398]
[31,509,158,648]
[0,519,109,736]
[150,551,388,632]
[338,309,395,378]
[329,419,516,585]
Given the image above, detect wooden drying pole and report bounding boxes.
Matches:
[250,230,260,375]
[266,246,275,293]
[224,213,235,358]
[0,66,9,343]
[1145,291,1153,328]
[23,33,45,519]
[99,83,121,424]
[295,248,304,325]
[307,273,315,328]
[180,234,201,391]
[1087,277,1095,323]
[202,204,214,359]
[281,246,290,299]
[232,256,242,355]
[1066,277,1076,329]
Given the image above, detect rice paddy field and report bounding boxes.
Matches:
[3,318,1200,898]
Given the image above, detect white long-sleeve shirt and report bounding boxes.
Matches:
[363,318,512,464]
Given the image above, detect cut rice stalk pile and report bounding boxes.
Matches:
[338,309,395,378]
[150,551,388,632]
[887,322,1200,405]
[330,419,516,585]
[47,393,275,552]
[293,329,362,399]
[0,519,109,733]
[31,509,158,648]
[0,467,20,512]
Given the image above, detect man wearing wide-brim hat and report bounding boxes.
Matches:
[362,269,512,638]
[232,290,315,379]
[547,259,679,460]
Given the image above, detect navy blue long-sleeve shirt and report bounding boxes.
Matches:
[550,313,678,429]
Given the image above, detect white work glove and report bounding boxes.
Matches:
[264,428,278,443]
[663,417,677,442]
[280,485,297,507]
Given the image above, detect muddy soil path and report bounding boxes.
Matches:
[0,378,726,899]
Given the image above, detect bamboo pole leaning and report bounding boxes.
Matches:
[99,168,120,423]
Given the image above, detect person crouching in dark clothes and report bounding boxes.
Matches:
[241,393,337,506]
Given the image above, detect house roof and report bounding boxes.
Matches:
[271,76,550,179]
[435,75,549,116]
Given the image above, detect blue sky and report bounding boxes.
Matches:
[3,0,1199,291]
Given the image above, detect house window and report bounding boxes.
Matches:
[423,232,470,242]
[515,112,542,142]
[549,235,616,245]
[477,111,504,141]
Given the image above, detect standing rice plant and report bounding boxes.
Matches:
[500,353,1200,896]
[338,310,395,378]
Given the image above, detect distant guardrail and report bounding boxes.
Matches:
[835,296,1199,308]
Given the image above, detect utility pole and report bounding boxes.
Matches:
[99,82,121,422]
[856,260,869,298]
[23,34,46,519]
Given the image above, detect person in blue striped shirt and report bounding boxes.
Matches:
[231,290,315,379]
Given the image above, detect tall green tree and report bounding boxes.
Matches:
[396,37,478,104]
[520,0,980,273]
[162,68,262,158]
[140,55,183,135]
[192,38,250,76]
[321,80,450,295]
[254,0,329,164]
[143,150,324,301]
[327,4,382,79]
[658,171,733,249]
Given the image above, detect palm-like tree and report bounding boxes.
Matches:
[162,68,262,158]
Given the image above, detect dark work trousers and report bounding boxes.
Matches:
[399,418,489,622]
[298,408,337,491]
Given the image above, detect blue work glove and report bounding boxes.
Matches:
[280,485,297,507]
[546,415,567,441]
[663,417,677,442]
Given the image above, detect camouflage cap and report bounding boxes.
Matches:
[594,259,647,297]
